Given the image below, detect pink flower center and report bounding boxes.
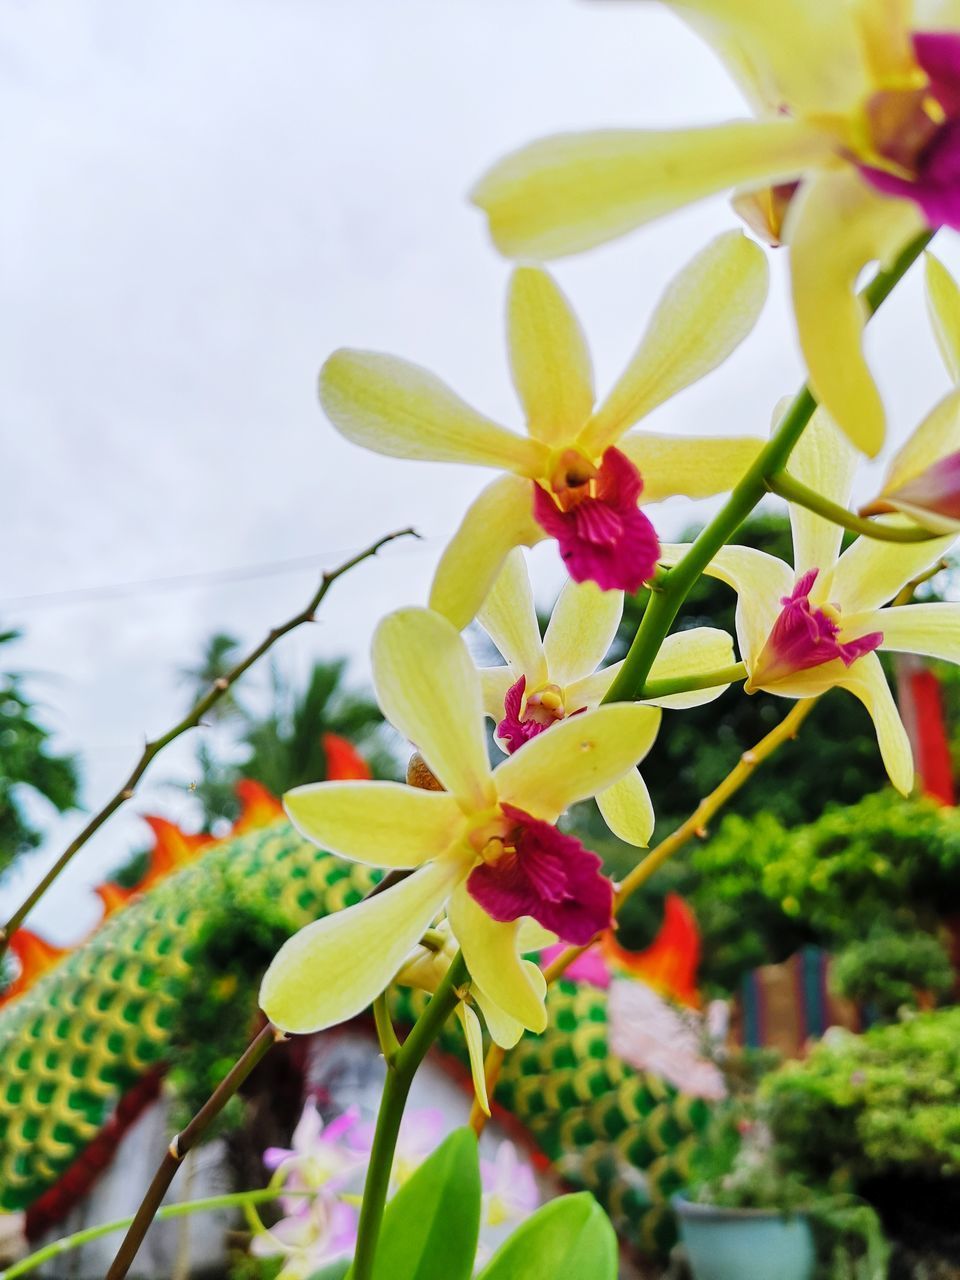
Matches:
[466,803,614,945]
[497,675,584,754]
[751,568,883,688]
[860,32,960,231]
[532,446,660,593]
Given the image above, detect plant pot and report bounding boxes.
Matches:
[673,1194,815,1280]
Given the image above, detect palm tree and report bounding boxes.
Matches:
[0,627,81,873]
[177,631,245,722]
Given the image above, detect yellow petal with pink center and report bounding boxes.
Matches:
[925,253,960,382]
[660,543,793,669]
[580,231,768,454]
[284,781,466,868]
[448,886,548,1033]
[319,349,547,474]
[785,170,926,458]
[259,856,468,1034]
[373,608,495,811]
[477,548,547,686]
[617,431,763,503]
[429,474,546,629]
[471,120,834,261]
[640,626,738,709]
[838,653,914,794]
[493,703,662,821]
[507,267,595,444]
[597,769,655,848]
[543,578,623,689]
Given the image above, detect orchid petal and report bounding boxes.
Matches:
[880,386,960,520]
[660,0,869,113]
[786,170,926,457]
[471,120,834,260]
[457,1003,491,1116]
[784,404,860,575]
[448,886,548,1032]
[284,782,465,868]
[870,602,960,664]
[507,267,594,443]
[660,542,794,667]
[581,231,768,453]
[563,661,622,710]
[373,608,495,809]
[827,526,956,614]
[643,626,738,708]
[319,350,547,473]
[429,475,546,629]
[597,769,655,848]
[260,857,467,1034]
[477,547,547,684]
[838,653,914,794]
[494,703,662,820]
[925,252,960,382]
[617,430,763,503]
[543,579,623,689]
[478,666,516,723]
[517,919,557,951]
[472,978,527,1049]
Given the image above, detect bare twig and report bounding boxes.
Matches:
[0,527,417,957]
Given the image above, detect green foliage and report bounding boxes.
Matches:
[678,790,960,993]
[831,930,954,1019]
[763,1008,960,1185]
[476,1193,617,1280]
[355,1128,481,1280]
[0,627,80,872]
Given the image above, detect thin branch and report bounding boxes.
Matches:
[0,527,417,956]
[104,1022,285,1280]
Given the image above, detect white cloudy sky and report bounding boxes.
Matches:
[2,0,958,942]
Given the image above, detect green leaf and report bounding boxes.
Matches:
[350,1126,481,1280]
[477,1192,617,1280]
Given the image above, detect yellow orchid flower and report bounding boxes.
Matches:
[663,408,960,794]
[473,548,736,847]
[259,607,661,1037]
[861,252,960,529]
[319,232,767,627]
[472,0,960,456]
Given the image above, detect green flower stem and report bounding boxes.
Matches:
[2,1186,311,1280]
[351,952,469,1280]
[603,229,934,705]
[637,661,747,701]
[767,471,942,542]
[373,992,401,1065]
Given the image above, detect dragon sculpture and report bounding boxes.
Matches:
[0,737,714,1260]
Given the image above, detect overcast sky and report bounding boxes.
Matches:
[3,0,958,942]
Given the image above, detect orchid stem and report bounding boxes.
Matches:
[2,1187,315,1280]
[603,228,934,705]
[351,952,468,1280]
[637,662,746,701]
[767,472,941,542]
[373,992,401,1066]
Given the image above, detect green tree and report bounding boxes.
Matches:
[0,626,81,873]
[178,631,244,723]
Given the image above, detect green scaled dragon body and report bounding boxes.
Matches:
[0,819,709,1257]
